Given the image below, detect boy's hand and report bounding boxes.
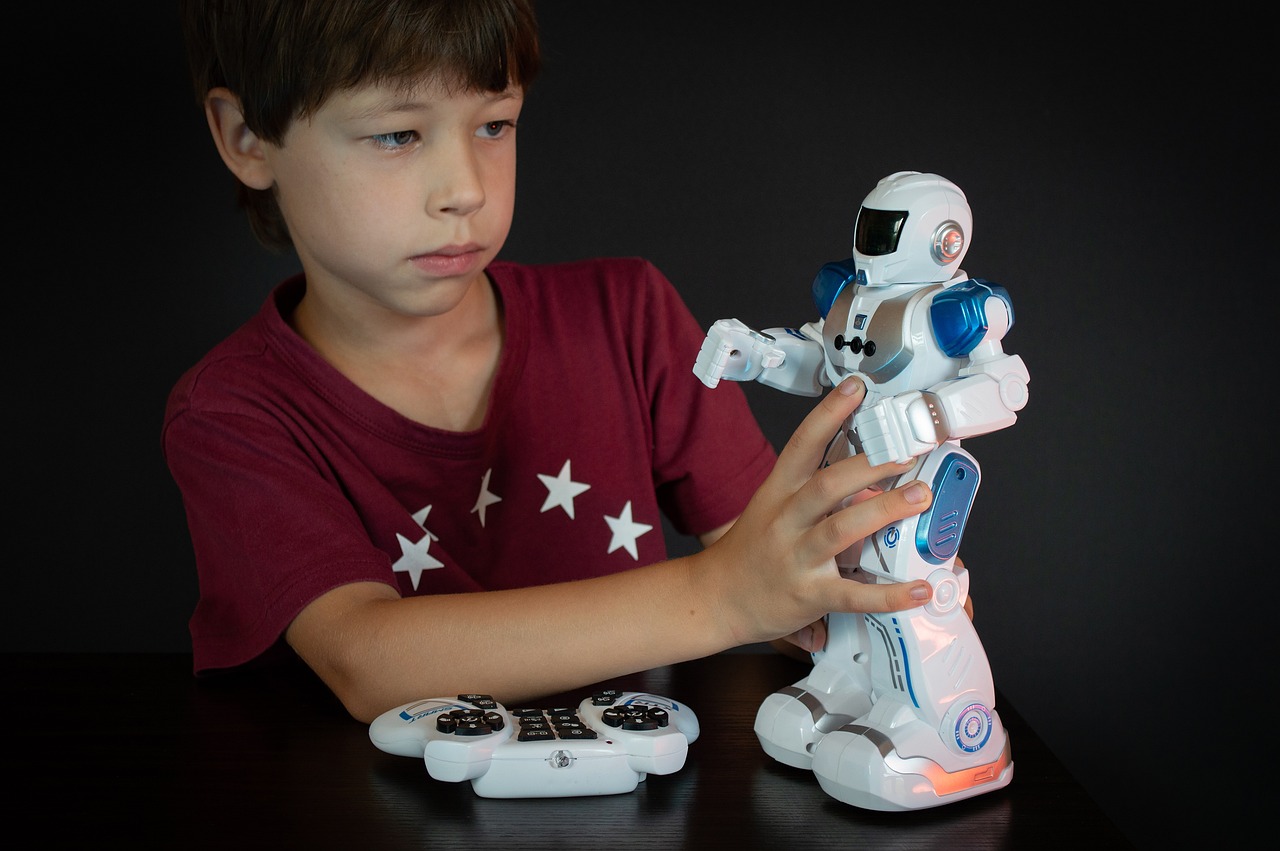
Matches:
[698,377,935,647]
[780,556,976,654]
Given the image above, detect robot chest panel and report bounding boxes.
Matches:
[829,285,948,390]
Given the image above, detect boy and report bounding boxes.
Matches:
[165,0,936,723]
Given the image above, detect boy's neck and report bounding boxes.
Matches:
[290,272,505,431]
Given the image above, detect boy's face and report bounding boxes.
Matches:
[260,77,523,321]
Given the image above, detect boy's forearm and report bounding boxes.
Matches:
[288,552,735,723]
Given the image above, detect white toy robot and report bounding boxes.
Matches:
[693,171,1029,811]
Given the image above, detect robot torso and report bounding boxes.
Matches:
[821,279,955,398]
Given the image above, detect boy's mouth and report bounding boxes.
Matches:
[410,244,484,277]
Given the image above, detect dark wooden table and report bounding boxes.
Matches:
[5,652,1132,848]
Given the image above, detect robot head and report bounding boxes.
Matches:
[851,171,972,286]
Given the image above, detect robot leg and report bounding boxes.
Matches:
[809,443,1014,809]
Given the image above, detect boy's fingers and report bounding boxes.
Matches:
[781,617,827,653]
[774,377,866,486]
[795,452,916,527]
[837,575,933,613]
[804,488,924,565]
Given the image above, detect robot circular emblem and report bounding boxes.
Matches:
[883,526,900,548]
[952,703,993,753]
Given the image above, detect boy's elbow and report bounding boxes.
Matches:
[339,692,386,726]
[285,582,406,723]
[310,650,398,724]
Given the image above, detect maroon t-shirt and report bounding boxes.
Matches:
[163,257,776,673]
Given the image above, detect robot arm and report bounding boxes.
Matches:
[853,288,1030,465]
[692,318,827,396]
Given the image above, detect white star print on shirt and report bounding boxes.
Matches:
[411,505,438,539]
[472,468,502,527]
[537,459,591,519]
[604,501,653,560]
[392,531,444,590]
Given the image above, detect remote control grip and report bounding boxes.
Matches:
[368,697,474,758]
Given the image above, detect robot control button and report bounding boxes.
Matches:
[925,568,962,617]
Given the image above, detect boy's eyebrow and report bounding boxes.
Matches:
[351,88,522,119]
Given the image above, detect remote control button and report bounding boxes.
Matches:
[437,708,504,736]
[557,727,598,740]
[511,708,543,718]
[591,690,622,706]
[457,694,497,709]
[517,728,555,742]
[620,708,659,731]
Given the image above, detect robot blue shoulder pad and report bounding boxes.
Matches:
[931,279,1014,358]
[810,259,860,318]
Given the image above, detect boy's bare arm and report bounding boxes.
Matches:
[286,378,934,722]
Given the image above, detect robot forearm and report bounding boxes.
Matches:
[693,318,825,396]
[854,358,1030,465]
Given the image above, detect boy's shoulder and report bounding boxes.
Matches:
[163,276,309,422]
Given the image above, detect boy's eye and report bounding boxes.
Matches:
[370,130,418,149]
[477,120,515,139]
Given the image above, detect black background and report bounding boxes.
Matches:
[9,5,1269,847]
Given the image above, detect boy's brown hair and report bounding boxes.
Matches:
[181,0,541,250]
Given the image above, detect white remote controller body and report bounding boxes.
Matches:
[369,690,700,798]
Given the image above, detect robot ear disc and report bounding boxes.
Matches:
[932,222,965,264]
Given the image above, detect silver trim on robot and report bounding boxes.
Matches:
[779,686,860,735]
[836,722,1013,794]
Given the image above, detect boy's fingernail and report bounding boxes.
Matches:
[838,377,862,396]
[797,626,815,651]
[910,584,931,601]
[903,482,928,504]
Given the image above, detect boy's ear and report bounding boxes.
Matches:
[204,87,275,191]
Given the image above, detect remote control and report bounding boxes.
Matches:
[369,689,699,798]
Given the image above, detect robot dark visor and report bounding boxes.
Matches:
[855,208,907,257]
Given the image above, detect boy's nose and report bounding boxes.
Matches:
[430,140,485,216]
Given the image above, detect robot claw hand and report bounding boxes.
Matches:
[692,318,786,389]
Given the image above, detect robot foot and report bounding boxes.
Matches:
[753,679,873,771]
[810,713,1014,811]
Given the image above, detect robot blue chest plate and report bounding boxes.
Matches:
[821,282,953,394]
